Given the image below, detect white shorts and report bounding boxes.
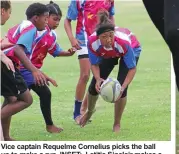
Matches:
[76,46,89,59]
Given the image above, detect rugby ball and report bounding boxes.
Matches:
[100,78,121,103]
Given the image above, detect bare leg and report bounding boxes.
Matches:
[1,98,14,141]
[74,58,90,124]
[80,93,88,115]
[113,97,127,132]
[1,90,32,140]
[1,90,32,119]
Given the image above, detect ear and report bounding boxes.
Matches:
[33,15,39,22]
[1,8,5,15]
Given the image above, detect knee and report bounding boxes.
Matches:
[25,94,33,107]
[80,73,90,83]
[20,92,33,107]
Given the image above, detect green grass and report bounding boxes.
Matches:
[1,1,171,141]
[176,92,179,153]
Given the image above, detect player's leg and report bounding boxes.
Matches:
[114,57,139,132]
[1,90,32,141]
[73,47,91,123]
[0,121,4,141]
[1,64,32,119]
[142,0,165,40]
[164,0,179,89]
[29,84,63,133]
[80,58,117,127]
[1,98,15,141]
[1,66,32,140]
[80,93,88,115]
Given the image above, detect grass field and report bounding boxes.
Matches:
[177,93,179,153]
[1,1,171,141]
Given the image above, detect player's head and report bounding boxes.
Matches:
[46,1,62,30]
[96,10,115,49]
[1,0,11,25]
[26,3,49,31]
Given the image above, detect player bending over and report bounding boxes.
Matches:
[80,10,141,132]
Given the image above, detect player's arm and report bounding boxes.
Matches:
[14,45,47,86]
[88,45,103,93]
[57,47,76,57]
[64,0,81,50]
[0,37,14,49]
[121,45,137,92]
[48,41,77,57]
[14,28,47,86]
[0,50,15,72]
[109,1,115,24]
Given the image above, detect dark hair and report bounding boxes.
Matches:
[46,1,62,16]
[1,0,11,10]
[26,3,49,20]
[96,10,114,36]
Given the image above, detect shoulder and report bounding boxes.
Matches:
[19,20,36,32]
[114,29,131,45]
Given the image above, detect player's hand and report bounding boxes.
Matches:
[70,37,82,50]
[68,47,77,56]
[48,78,58,87]
[1,53,15,72]
[80,110,96,127]
[80,112,88,127]
[1,37,14,49]
[95,78,105,93]
[32,70,47,86]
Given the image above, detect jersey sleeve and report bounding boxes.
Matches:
[48,42,63,57]
[109,1,115,16]
[88,42,102,65]
[66,0,78,20]
[47,30,63,57]
[16,27,36,54]
[123,44,136,69]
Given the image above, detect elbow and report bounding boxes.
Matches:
[130,66,137,74]
[64,18,71,26]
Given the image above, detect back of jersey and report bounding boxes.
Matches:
[115,27,140,48]
[76,0,115,45]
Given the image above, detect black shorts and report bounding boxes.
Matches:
[1,62,27,97]
[88,57,139,98]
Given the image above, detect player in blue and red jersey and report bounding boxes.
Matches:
[1,3,50,140]
[19,1,76,134]
[80,10,142,132]
[64,0,115,124]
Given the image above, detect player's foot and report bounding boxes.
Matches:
[4,137,16,141]
[113,124,120,133]
[46,125,63,133]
